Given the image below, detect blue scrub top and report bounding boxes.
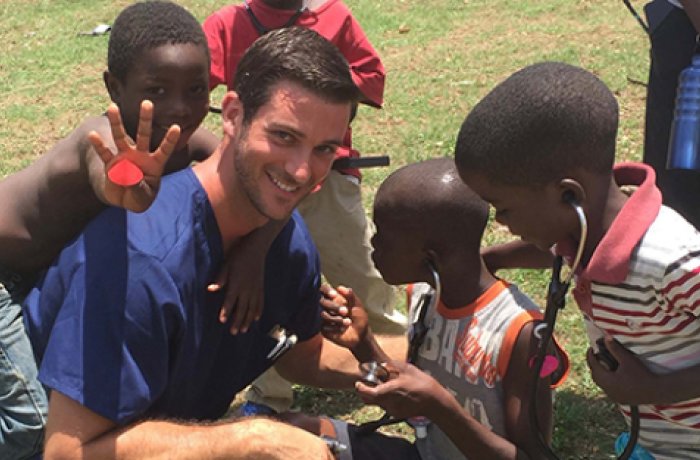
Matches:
[24,168,321,424]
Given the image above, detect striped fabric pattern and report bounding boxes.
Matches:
[585,206,700,459]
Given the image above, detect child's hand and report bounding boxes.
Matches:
[586,336,660,405]
[208,245,266,336]
[320,284,369,349]
[88,100,180,212]
[355,361,444,419]
[208,219,284,335]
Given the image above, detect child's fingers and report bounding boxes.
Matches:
[320,298,349,317]
[603,336,626,361]
[87,131,115,165]
[152,124,180,165]
[229,303,247,335]
[237,298,261,334]
[105,104,133,153]
[135,100,154,153]
[320,284,334,296]
[320,310,351,328]
[355,381,381,402]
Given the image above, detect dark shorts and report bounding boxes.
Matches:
[330,419,422,460]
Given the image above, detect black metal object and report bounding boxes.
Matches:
[332,156,390,170]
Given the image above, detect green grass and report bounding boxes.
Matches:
[0,0,651,457]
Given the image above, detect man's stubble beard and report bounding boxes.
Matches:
[232,135,311,222]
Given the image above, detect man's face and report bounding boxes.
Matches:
[109,43,210,172]
[462,172,575,251]
[231,81,351,221]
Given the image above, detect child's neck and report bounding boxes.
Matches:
[581,175,629,265]
[438,258,497,309]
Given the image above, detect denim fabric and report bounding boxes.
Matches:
[0,272,47,459]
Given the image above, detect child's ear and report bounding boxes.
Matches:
[557,178,586,207]
[103,71,122,103]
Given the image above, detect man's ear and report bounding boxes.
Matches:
[557,178,586,207]
[103,71,122,103]
[221,91,244,138]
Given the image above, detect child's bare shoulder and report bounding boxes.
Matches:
[187,126,219,162]
[40,115,110,164]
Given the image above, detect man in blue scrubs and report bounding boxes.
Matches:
[24,26,382,459]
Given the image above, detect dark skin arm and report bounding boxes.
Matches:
[679,0,700,32]
[275,285,397,388]
[208,218,288,334]
[319,284,401,363]
[587,336,700,405]
[0,101,180,275]
[355,322,553,460]
[481,240,554,274]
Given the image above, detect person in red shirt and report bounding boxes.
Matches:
[203,0,406,414]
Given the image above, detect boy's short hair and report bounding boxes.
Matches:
[234,26,361,123]
[376,158,489,252]
[108,1,210,82]
[454,62,619,186]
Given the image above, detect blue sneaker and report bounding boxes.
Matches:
[238,401,278,417]
[615,432,655,459]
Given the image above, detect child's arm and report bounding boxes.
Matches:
[208,218,288,334]
[356,321,554,460]
[185,126,220,163]
[586,336,700,405]
[86,100,180,213]
[481,240,554,273]
[338,13,385,108]
[319,284,391,364]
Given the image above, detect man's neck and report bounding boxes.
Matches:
[192,148,268,250]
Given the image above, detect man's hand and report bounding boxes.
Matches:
[355,360,445,420]
[586,336,660,405]
[88,100,180,212]
[237,418,336,460]
[320,284,369,350]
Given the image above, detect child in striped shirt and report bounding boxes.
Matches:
[456,61,700,459]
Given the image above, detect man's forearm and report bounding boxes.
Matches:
[276,335,364,390]
[55,418,324,460]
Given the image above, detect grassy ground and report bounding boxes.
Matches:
[0,0,651,457]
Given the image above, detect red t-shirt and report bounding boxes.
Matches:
[203,0,386,177]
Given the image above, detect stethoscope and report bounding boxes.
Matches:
[355,259,441,435]
[529,194,640,460]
